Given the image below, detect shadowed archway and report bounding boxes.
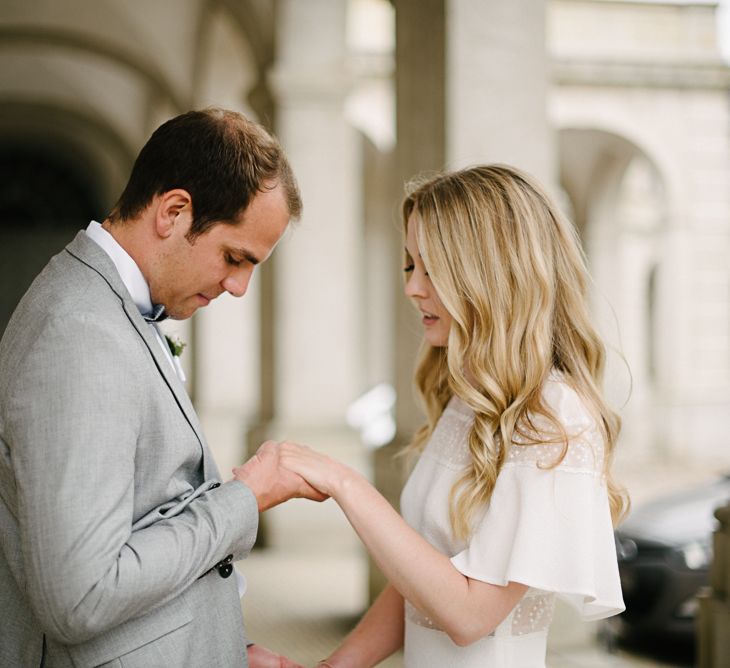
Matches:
[0,141,107,335]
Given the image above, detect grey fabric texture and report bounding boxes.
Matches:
[0,231,259,667]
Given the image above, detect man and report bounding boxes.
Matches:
[0,108,321,667]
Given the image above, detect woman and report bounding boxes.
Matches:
[277,165,627,667]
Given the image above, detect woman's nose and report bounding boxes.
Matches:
[404,271,426,299]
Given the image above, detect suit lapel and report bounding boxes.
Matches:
[120,300,209,455]
[63,231,213,473]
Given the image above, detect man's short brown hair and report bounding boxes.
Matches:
[109,108,301,236]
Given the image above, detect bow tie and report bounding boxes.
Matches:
[142,304,168,323]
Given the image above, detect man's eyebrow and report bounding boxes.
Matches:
[229,247,261,265]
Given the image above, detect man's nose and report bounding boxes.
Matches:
[222,266,252,298]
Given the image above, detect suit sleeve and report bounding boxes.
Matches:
[6,313,258,644]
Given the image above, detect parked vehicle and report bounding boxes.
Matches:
[613,474,730,638]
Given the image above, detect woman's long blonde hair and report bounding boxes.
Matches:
[403,164,629,540]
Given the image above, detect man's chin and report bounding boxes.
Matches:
[165,305,195,321]
[167,296,211,320]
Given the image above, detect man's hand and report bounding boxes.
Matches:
[247,642,304,668]
[232,440,328,512]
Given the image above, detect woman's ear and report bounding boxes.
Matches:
[154,189,192,238]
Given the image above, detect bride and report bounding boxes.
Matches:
[275,164,627,667]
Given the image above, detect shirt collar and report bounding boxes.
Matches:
[85,221,153,316]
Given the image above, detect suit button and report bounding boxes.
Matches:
[218,563,234,578]
[209,482,221,489]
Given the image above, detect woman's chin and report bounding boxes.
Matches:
[424,331,448,348]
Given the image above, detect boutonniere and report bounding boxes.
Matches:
[165,335,186,357]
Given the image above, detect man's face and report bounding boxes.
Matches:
[149,184,290,319]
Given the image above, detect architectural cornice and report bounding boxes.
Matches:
[551,57,730,88]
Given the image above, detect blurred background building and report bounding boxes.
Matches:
[1,0,729,665]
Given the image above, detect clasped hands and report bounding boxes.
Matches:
[232,440,346,512]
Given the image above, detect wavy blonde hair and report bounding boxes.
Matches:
[402,164,629,541]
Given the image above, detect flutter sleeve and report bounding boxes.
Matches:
[449,379,625,621]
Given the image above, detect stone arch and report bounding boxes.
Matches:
[0,100,136,204]
[0,27,185,113]
[559,127,668,233]
[0,101,133,333]
[559,126,670,458]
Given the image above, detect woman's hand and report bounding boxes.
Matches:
[278,441,357,499]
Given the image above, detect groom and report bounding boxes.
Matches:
[0,108,320,667]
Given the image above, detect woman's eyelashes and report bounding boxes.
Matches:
[403,260,429,277]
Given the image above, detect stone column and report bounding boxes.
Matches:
[392,0,553,433]
[363,0,449,602]
[378,0,553,598]
[392,0,447,443]
[267,0,364,548]
[447,0,553,182]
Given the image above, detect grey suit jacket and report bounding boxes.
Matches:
[0,231,259,667]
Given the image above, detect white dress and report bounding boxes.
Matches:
[400,375,625,667]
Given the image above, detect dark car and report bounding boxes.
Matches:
[613,475,730,639]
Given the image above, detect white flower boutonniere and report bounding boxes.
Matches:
[165,335,186,358]
[164,334,188,383]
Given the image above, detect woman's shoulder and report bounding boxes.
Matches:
[542,371,597,431]
[505,371,606,474]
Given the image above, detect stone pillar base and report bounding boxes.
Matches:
[698,588,730,668]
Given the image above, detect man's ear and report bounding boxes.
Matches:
[154,189,192,239]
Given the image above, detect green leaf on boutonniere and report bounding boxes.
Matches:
[165,335,186,357]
